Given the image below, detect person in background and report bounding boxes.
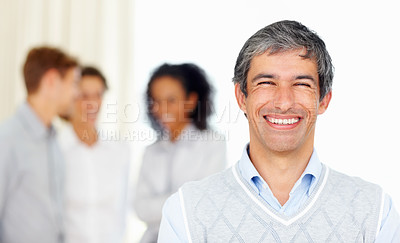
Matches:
[58,66,130,243]
[0,46,79,243]
[158,20,400,242]
[134,63,227,243]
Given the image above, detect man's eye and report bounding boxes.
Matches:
[258,81,275,85]
[295,83,311,88]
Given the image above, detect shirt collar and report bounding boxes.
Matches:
[238,144,322,196]
[175,124,198,141]
[17,102,54,139]
[58,123,105,150]
[238,145,262,193]
[291,149,322,196]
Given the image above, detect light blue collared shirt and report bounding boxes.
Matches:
[158,145,400,242]
[0,102,65,243]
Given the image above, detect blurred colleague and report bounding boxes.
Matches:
[158,20,400,242]
[134,63,226,243]
[0,46,79,243]
[58,67,130,243]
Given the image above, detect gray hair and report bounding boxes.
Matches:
[233,20,333,101]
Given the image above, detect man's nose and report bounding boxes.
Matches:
[273,86,295,112]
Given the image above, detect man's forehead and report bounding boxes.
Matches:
[249,49,318,71]
[261,47,315,60]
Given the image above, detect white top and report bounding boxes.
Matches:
[58,125,131,243]
[134,124,227,243]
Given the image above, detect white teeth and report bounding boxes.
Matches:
[267,117,299,125]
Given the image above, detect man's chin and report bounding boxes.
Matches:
[87,118,97,125]
[58,108,73,121]
[264,139,301,154]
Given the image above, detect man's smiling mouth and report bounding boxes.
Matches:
[263,116,301,125]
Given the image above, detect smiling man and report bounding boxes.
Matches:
[157,20,400,242]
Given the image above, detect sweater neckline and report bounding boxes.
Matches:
[231,162,329,226]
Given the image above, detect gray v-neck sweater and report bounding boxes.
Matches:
[180,164,383,242]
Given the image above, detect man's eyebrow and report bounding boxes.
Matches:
[251,73,276,83]
[296,75,317,84]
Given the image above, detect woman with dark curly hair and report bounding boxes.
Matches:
[134,63,227,243]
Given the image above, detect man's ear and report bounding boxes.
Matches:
[235,83,247,114]
[318,91,332,115]
[41,68,60,89]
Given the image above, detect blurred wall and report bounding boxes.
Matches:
[0,0,134,125]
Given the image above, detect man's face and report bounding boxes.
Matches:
[236,49,331,154]
[57,67,80,117]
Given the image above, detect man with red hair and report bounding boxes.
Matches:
[0,46,80,243]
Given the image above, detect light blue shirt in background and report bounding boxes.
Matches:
[0,102,64,243]
[135,124,227,243]
[158,146,400,242]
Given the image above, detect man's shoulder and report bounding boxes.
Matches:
[0,114,23,142]
[327,166,382,197]
[0,115,24,165]
[181,167,233,194]
[329,167,381,188]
